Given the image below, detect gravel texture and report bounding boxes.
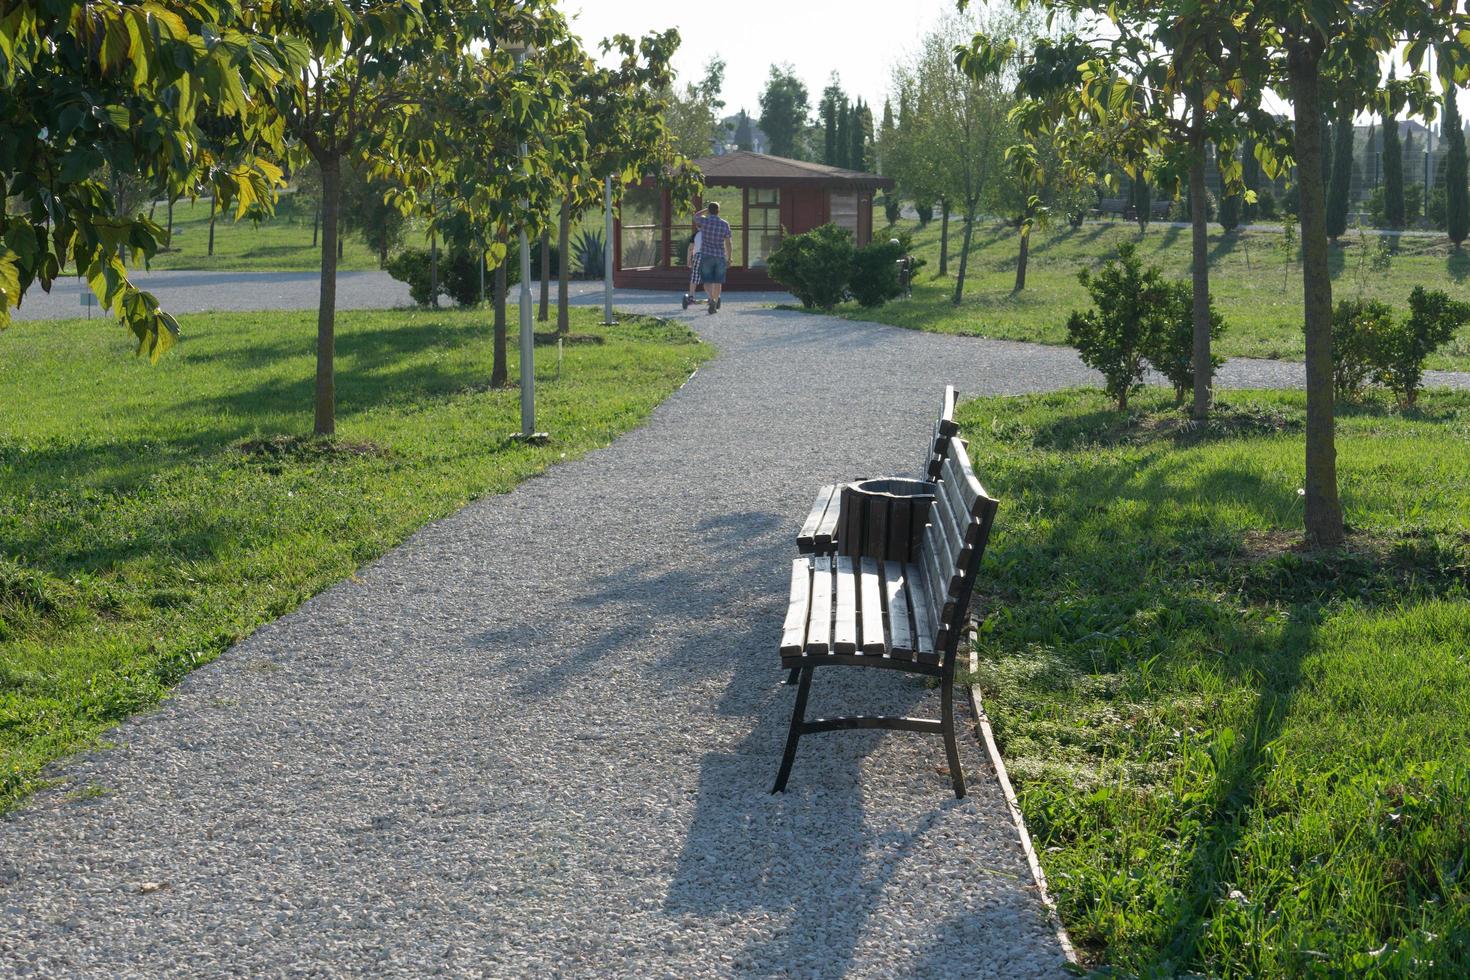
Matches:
[5,292,1467,978]
[2,296,1080,978]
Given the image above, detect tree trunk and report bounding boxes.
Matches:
[539,230,551,321]
[557,199,572,335]
[337,234,343,260]
[166,198,174,245]
[492,258,509,388]
[939,200,950,275]
[1188,92,1214,421]
[430,230,439,308]
[1288,45,1346,547]
[207,197,217,256]
[314,155,342,437]
[379,243,387,269]
[312,199,320,248]
[1013,225,1029,292]
[952,212,975,306]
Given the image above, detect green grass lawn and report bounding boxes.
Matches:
[960,388,1470,975]
[834,215,1470,371]
[142,197,608,274]
[0,306,710,812]
[143,197,381,273]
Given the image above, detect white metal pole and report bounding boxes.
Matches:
[602,174,617,326]
[513,44,538,439]
[519,221,534,438]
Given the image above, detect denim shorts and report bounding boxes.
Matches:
[698,253,728,284]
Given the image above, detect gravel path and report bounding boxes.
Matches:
[1,296,1084,978]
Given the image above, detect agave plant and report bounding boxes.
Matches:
[571,228,605,279]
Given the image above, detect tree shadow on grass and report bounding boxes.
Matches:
[1448,247,1470,283]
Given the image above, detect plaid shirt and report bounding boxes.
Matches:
[694,215,732,257]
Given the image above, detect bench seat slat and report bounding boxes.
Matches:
[814,486,843,552]
[780,558,812,655]
[833,555,858,654]
[806,557,833,654]
[797,485,838,553]
[859,556,886,654]
[882,560,913,658]
[905,560,938,664]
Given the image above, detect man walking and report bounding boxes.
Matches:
[692,202,732,314]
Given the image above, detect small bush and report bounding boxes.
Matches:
[1145,280,1227,403]
[1255,190,1278,219]
[1331,298,1393,398]
[881,194,901,225]
[387,249,437,307]
[1427,186,1448,230]
[849,237,907,308]
[442,250,487,307]
[915,200,934,226]
[1377,287,1470,406]
[766,223,854,311]
[1066,242,1176,410]
[571,229,605,278]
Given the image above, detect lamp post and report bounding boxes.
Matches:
[602,174,617,326]
[505,39,546,441]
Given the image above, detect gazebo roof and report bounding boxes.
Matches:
[692,151,894,191]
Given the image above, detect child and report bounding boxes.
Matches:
[681,227,703,309]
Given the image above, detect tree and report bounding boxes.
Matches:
[849,99,871,171]
[733,110,754,151]
[986,7,1269,423]
[1447,85,1469,247]
[820,76,844,165]
[1382,87,1406,229]
[340,164,405,268]
[1326,96,1355,241]
[758,65,810,158]
[0,0,299,354]
[1131,172,1153,230]
[663,58,725,157]
[271,0,520,436]
[900,12,1019,304]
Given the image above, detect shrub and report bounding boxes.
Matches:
[881,194,901,225]
[1255,190,1278,219]
[387,249,437,307]
[1167,189,1215,223]
[1427,186,1448,229]
[571,229,605,278]
[766,223,854,310]
[1331,297,1394,398]
[1145,280,1227,403]
[442,250,486,307]
[1066,242,1176,410]
[915,200,934,226]
[848,237,906,308]
[1376,287,1470,406]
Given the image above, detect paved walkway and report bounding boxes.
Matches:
[1,297,1085,978]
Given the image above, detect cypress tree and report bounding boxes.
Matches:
[1130,172,1152,229]
[1446,85,1469,246]
[1326,100,1355,241]
[1382,95,1405,228]
[1320,111,1334,189]
[849,100,868,171]
[834,97,849,168]
[1242,136,1260,222]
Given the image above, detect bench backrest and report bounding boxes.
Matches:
[916,434,999,664]
[920,385,960,480]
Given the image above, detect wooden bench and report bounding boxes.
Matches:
[773,430,1000,798]
[795,385,959,557]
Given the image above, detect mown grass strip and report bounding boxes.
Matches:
[0,306,710,812]
[960,387,1470,975]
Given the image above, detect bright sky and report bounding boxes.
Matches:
[566,0,958,116]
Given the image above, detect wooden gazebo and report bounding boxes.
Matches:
[612,151,895,292]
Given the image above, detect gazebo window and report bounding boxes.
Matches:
[747,188,781,267]
[830,191,859,237]
[620,183,664,270]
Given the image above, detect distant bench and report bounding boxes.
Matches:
[775,388,1000,798]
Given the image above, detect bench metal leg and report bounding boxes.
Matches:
[772,666,814,793]
[784,667,800,686]
[941,673,966,799]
